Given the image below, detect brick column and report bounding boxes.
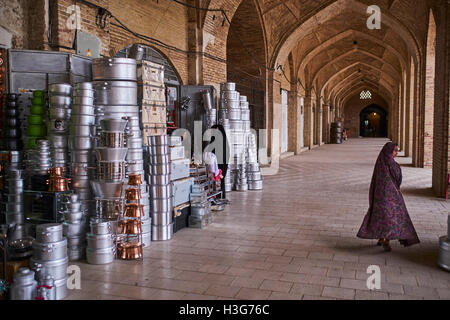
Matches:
[303,92,314,149]
[288,90,302,154]
[322,104,330,144]
[187,2,202,85]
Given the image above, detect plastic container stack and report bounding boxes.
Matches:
[148,135,173,241]
[69,82,96,212]
[63,193,87,261]
[26,91,47,149]
[30,223,68,300]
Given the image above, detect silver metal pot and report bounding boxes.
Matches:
[51,149,68,161]
[68,246,85,261]
[31,257,68,281]
[53,277,68,300]
[87,233,114,249]
[49,83,72,96]
[49,95,71,106]
[150,184,173,199]
[227,109,241,120]
[95,148,128,162]
[64,210,83,224]
[142,232,151,248]
[240,102,250,109]
[69,136,94,150]
[90,220,114,235]
[229,120,244,130]
[100,118,129,132]
[63,221,86,237]
[152,212,173,225]
[73,95,94,105]
[86,246,115,265]
[126,137,143,149]
[94,81,138,106]
[75,82,93,90]
[148,144,168,155]
[10,268,37,300]
[97,199,123,219]
[126,160,144,173]
[248,172,262,180]
[141,218,151,234]
[71,163,89,176]
[75,189,91,200]
[221,91,240,100]
[7,178,24,189]
[72,114,95,126]
[97,105,139,114]
[221,99,240,109]
[70,150,92,163]
[6,202,24,213]
[241,109,250,121]
[70,125,93,137]
[101,132,125,148]
[73,88,94,98]
[150,163,171,175]
[93,58,137,81]
[151,197,173,213]
[91,181,124,199]
[8,194,23,203]
[49,107,70,120]
[249,179,263,190]
[126,149,143,161]
[49,135,68,148]
[32,238,67,261]
[6,213,24,225]
[151,224,173,241]
[71,176,90,188]
[148,154,170,164]
[67,235,85,247]
[220,82,236,91]
[72,104,95,115]
[36,223,63,243]
[97,161,126,181]
[149,135,168,145]
[148,174,170,185]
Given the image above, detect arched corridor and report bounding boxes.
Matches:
[70,139,449,300]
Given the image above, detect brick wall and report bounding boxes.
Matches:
[0,0,28,48]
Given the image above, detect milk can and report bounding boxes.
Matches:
[35,275,56,300]
[10,268,37,300]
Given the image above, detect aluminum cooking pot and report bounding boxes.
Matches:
[152,224,173,241]
[7,108,18,117]
[95,148,128,162]
[75,82,93,90]
[64,210,83,224]
[149,184,173,199]
[30,257,68,281]
[87,233,115,249]
[36,223,63,243]
[86,247,115,265]
[221,91,240,100]
[220,82,236,91]
[32,238,67,261]
[73,89,94,98]
[63,221,86,237]
[68,136,93,150]
[101,132,125,148]
[126,149,143,161]
[72,114,95,126]
[70,163,89,177]
[94,81,138,106]
[126,137,142,149]
[148,144,169,155]
[150,163,171,175]
[49,134,68,149]
[147,174,170,185]
[221,99,240,109]
[93,58,137,81]
[49,95,71,107]
[70,150,92,163]
[100,119,128,132]
[127,160,144,173]
[151,198,173,213]
[49,83,72,96]
[67,235,85,247]
[97,162,126,181]
[73,95,94,105]
[148,154,170,165]
[71,105,95,116]
[70,125,93,137]
[91,181,124,199]
[151,212,173,225]
[68,246,85,262]
[71,176,90,189]
[7,118,18,127]
[97,105,139,114]
[49,107,70,120]
[90,219,115,235]
[227,109,241,120]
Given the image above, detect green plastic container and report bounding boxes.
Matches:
[33,90,45,98]
[30,104,46,115]
[31,97,45,105]
[28,115,44,125]
[27,124,46,137]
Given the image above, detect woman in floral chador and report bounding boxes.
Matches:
[357,142,420,251]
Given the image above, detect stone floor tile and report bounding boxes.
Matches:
[260,279,293,293]
[235,288,272,300]
[322,286,356,300]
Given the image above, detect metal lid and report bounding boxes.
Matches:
[13,268,35,284]
[36,223,63,234]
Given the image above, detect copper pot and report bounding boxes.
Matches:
[117,242,143,260]
[125,188,141,200]
[46,177,71,192]
[124,204,144,217]
[48,167,65,177]
[127,174,142,186]
[117,219,142,234]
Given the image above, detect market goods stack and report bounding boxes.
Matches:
[30,223,69,300]
[26,91,47,149]
[3,93,23,151]
[63,193,87,261]
[48,84,72,169]
[69,82,96,211]
[438,215,450,272]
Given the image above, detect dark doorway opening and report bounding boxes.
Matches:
[360,105,388,137]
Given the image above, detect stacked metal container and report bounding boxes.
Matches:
[86,218,116,265]
[4,168,24,226]
[438,215,450,272]
[63,193,87,261]
[9,268,38,300]
[69,82,96,210]
[3,93,23,150]
[247,132,263,190]
[30,223,68,300]
[48,84,72,169]
[148,135,173,241]
[27,139,52,176]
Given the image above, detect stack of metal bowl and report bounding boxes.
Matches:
[63,194,87,261]
[86,218,116,265]
[124,116,145,177]
[3,93,23,151]
[69,82,96,211]
[4,169,24,225]
[240,95,251,131]
[147,135,173,241]
[247,133,263,190]
[27,139,52,176]
[30,223,68,300]
[48,84,72,169]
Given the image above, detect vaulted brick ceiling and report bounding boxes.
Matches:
[252,0,430,106]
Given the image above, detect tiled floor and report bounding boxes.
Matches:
[67,138,450,300]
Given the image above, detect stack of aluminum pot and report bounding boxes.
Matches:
[202,90,216,128]
[63,193,87,261]
[48,84,72,169]
[148,135,173,241]
[246,132,263,190]
[26,139,52,178]
[9,268,37,300]
[4,168,24,226]
[438,215,450,272]
[3,93,23,151]
[30,223,68,300]
[69,82,96,211]
[86,218,116,265]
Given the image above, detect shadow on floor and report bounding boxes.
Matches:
[401,187,435,197]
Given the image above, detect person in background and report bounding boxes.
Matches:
[357,142,420,251]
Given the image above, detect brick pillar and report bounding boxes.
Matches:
[405,67,413,157]
[314,97,322,146]
[303,92,314,149]
[322,104,330,144]
[187,2,202,85]
[28,0,49,50]
[288,90,301,154]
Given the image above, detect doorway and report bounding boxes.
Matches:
[360,105,388,137]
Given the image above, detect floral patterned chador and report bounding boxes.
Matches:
[357,142,420,246]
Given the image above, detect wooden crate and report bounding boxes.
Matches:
[142,103,166,124]
[138,84,166,102]
[137,61,165,86]
[143,124,167,143]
